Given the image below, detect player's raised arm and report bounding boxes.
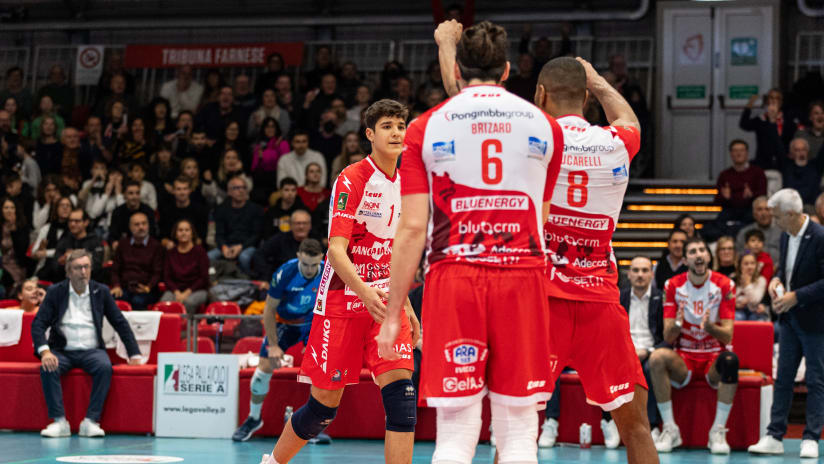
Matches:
[435,20,463,97]
[575,57,640,133]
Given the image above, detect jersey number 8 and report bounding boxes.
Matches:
[567,170,589,207]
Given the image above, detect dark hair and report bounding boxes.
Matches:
[667,228,688,241]
[683,236,707,254]
[129,162,146,173]
[673,214,696,233]
[0,196,26,229]
[809,100,824,114]
[744,228,765,243]
[291,129,310,140]
[191,125,207,136]
[364,99,408,130]
[172,218,199,243]
[729,139,749,151]
[279,177,298,189]
[69,207,89,222]
[258,117,282,141]
[456,20,508,82]
[48,196,73,223]
[267,52,284,67]
[173,175,192,187]
[123,179,142,192]
[298,238,323,256]
[5,66,23,78]
[537,57,587,107]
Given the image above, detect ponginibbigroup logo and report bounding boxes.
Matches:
[163,363,229,396]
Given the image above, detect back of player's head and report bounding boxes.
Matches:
[538,57,587,108]
[299,238,323,257]
[456,21,508,83]
[364,99,408,130]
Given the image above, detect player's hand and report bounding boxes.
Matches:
[41,351,59,372]
[772,291,797,314]
[700,310,710,331]
[768,277,782,299]
[360,286,387,324]
[434,20,462,47]
[575,57,602,89]
[675,301,685,327]
[404,299,421,349]
[375,314,402,361]
[268,344,285,369]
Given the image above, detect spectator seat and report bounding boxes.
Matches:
[152,301,186,314]
[0,299,20,308]
[116,300,132,312]
[198,301,242,339]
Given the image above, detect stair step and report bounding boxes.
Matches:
[613,230,672,240]
[619,211,718,222]
[623,194,716,205]
[629,178,716,187]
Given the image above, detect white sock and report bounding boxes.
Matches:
[713,402,732,428]
[263,453,280,464]
[249,401,263,420]
[658,401,675,426]
[56,416,67,423]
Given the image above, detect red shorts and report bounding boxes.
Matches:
[548,297,648,411]
[298,313,414,390]
[419,263,552,408]
[672,350,722,389]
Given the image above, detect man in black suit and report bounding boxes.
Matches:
[749,188,824,459]
[31,249,140,438]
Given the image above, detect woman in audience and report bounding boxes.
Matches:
[79,163,122,238]
[673,214,698,238]
[34,116,62,176]
[199,70,225,108]
[102,98,128,151]
[218,120,247,166]
[0,197,30,291]
[148,145,180,199]
[9,277,45,314]
[250,117,289,198]
[170,110,194,156]
[712,235,737,277]
[180,157,206,205]
[145,97,175,148]
[113,116,149,165]
[248,88,291,139]
[733,252,769,321]
[24,95,65,142]
[161,219,210,315]
[31,195,72,280]
[297,162,331,212]
[330,131,364,181]
[4,97,26,135]
[32,176,62,230]
[202,149,253,206]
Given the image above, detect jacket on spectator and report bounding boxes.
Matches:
[213,201,263,249]
[739,107,794,170]
[715,164,767,211]
[31,279,140,358]
[55,232,105,276]
[782,162,820,205]
[163,244,210,292]
[619,285,667,349]
[252,231,300,281]
[250,138,290,174]
[775,219,824,333]
[111,236,163,290]
[108,203,157,243]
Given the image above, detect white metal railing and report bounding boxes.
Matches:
[792,31,824,82]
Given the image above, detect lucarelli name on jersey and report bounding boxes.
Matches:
[452,195,528,212]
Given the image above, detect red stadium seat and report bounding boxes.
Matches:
[232,336,263,354]
[0,299,20,308]
[197,336,216,354]
[198,301,242,339]
[152,301,186,314]
[116,300,132,312]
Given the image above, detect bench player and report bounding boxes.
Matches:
[262,100,421,464]
[233,238,324,442]
[377,20,563,464]
[534,56,658,463]
[649,237,739,454]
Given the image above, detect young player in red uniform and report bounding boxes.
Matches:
[532,56,658,463]
[262,100,421,464]
[650,237,739,454]
[377,20,563,464]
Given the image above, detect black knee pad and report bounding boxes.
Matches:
[291,395,337,440]
[381,378,417,433]
[716,351,739,384]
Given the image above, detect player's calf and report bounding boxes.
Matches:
[382,378,417,432]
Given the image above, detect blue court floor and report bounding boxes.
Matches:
[0,433,816,463]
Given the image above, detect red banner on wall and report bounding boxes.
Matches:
[124,43,304,69]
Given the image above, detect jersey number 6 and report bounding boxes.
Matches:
[567,170,589,207]
[482,139,503,185]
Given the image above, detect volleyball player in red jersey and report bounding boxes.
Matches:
[377,20,563,464]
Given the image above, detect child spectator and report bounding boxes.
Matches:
[744,228,774,280]
[733,252,768,321]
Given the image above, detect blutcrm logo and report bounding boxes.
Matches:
[458,221,520,235]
